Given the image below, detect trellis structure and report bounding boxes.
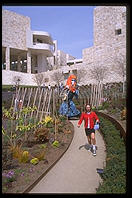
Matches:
[11,87,55,121]
[11,81,124,120]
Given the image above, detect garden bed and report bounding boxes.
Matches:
[2,120,74,194]
[98,109,126,132]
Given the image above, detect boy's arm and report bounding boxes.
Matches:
[94,112,100,123]
[77,113,84,127]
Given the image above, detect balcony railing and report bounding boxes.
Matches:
[30,43,54,54]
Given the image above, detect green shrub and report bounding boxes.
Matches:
[97,116,126,193]
[102,101,110,110]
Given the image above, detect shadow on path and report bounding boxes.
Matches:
[79,143,97,151]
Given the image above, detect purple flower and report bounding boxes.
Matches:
[8,170,14,175]
[2,170,15,179]
[6,171,14,178]
[2,170,15,182]
[6,174,12,178]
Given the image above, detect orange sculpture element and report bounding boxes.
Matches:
[66,74,77,93]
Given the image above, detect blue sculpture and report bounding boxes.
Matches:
[59,75,80,118]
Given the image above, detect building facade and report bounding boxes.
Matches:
[82,6,126,83]
[2,6,127,86]
[2,9,55,74]
[2,9,75,86]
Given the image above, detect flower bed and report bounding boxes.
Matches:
[2,109,74,193]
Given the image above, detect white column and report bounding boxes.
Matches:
[32,55,37,74]
[37,54,47,72]
[5,46,10,70]
[27,50,31,73]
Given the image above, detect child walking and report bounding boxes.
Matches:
[77,104,100,156]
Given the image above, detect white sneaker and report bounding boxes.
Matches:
[92,149,96,156]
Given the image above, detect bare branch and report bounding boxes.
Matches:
[32,73,44,87]
[77,69,87,83]
[51,71,64,86]
[89,64,109,83]
[112,54,126,81]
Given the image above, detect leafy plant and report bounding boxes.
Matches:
[59,115,67,123]
[2,106,16,120]
[39,144,47,149]
[52,140,59,147]
[34,127,49,142]
[2,106,38,148]
[19,151,29,163]
[30,158,39,165]
[102,101,110,110]
[9,144,23,159]
[33,150,46,161]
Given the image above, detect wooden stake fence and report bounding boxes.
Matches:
[11,83,105,124]
[36,88,44,120]
[40,89,48,121]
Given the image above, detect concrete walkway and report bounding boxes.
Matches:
[29,120,106,194]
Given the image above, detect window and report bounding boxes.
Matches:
[54,56,56,65]
[115,29,122,35]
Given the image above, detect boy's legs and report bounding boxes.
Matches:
[91,132,96,145]
[87,135,91,145]
[86,134,93,151]
[91,132,97,156]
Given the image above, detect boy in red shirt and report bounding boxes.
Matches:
[77,104,100,156]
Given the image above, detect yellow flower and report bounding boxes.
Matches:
[12,134,17,138]
[44,116,53,124]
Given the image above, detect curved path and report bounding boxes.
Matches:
[29,120,106,194]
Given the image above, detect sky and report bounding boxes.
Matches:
[2,5,96,59]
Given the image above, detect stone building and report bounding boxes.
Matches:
[2,6,127,86]
[2,9,75,85]
[82,6,126,83]
[2,9,55,74]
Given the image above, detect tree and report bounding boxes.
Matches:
[76,68,87,84]
[113,54,126,95]
[33,73,44,88]
[51,71,64,86]
[89,63,109,83]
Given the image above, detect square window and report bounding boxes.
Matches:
[115,29,122,35]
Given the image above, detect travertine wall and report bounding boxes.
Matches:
[2,9,30,50]
[82,6,126,83]
[57,50,75,67]
[2,66,76,86]
[94,6,126,46]
[2,70,36,86]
